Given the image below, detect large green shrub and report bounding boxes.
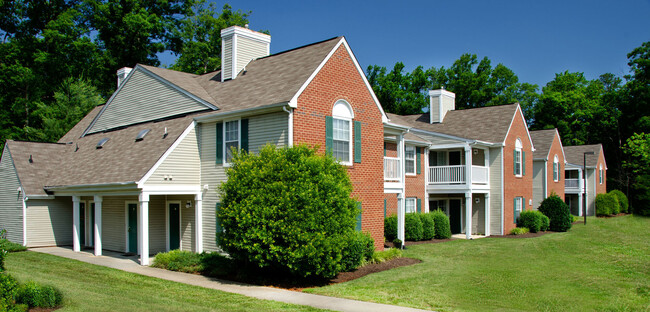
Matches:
[218,145,365,279]
[517,210,547,233]
[404,213,423,241]
[430,209,452,239]
[596,193,618,216]
[340,232,375,271]
[15,281,62,308]
[538,195,573,232]
[384,215,397,242]
[419,213,436,240]
[609,190,629,213]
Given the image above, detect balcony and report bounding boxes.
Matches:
[565,178,582,193]
[428,165,489,185]
[384,157,401,181]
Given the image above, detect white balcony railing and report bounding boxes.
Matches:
[384,157,401,181]
[429,165,465,184]
[472,165,488,184]
[565,179,580,189]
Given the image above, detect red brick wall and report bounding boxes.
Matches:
[503,108,534,234]
[384,142,426,213]
[293,44,385,249]
[547,133,565,199]
[596,150,607,195]
[384,193,398,217]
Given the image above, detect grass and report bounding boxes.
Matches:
[5,252,325,312]
[0,238,27,252]
[306,215,650,312]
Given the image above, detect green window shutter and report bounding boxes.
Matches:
[522,151,526,175]
[215,202,222,245]
[523,197,526,212]
[354,121,361,163]
[513,198,518,223]
[356,202,362,231]
[384,199,387,218]
[325,116,333,154]
[241,119,249,152]
[513,149,517,175]
[417,198,422,213]
[416,147,421,174]
[216,122,223,164]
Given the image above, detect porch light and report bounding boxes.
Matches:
[475,197,480,204]
[186,201,192,209]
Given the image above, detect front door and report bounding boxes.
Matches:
[169,203,180,250]
[449,199,462,234]
[79,202,85,246]
[89,203,95,246]
[127,203,138,253]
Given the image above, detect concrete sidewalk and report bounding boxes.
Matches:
[30,247,432,312]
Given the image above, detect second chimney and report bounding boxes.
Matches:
[429,89,456,123]
[220,26,271,82]
[117,67,132,88]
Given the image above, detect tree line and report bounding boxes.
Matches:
[367,42,650,215]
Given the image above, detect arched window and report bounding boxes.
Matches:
[331,100,353,164]
[553,155,559,182]
[514,139,523,176]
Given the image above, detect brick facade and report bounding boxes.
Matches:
[382,142,426,217]
[503,108,534,234]
[547,132,565,199]
[596,150,607,195]
[293,44,385,249]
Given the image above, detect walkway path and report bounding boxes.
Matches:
[31,247,432,312]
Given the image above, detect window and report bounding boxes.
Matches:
[514,139,523,176]
[224,120,239,163]
[514,196,524,223]
[405,145,415,174]
[600,164,603,184]
[553,155,559,182]
[405,197,416,213]
[430,199,447,213]
[330,100,354,165]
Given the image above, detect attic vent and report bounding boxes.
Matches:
[96,138,109,149]
[135,129,151,141]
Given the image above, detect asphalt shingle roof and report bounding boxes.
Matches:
[530,129,558,160]
[564,144,603,167]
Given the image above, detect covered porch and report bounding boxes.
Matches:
[428,191,490,239]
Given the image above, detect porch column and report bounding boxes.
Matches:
[195,193,203,253]
[465,192,472,239]
[424,147,430,213]
[398,133,405,185]
[139,192,150,266]
[465,144,472,187]
[578,169,584,216]
[397,193,405,246]
[72,196,81,252]
[93,195,102,256]
[485,193,491,236]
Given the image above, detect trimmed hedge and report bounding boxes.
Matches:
[418,213,436,240]
[15,281,62,309]
[596,193,619,216]
[384,215,397,242]
[340,232,375,272]
[404,213,423,241]
[609,190,629,213]
[517,210,547,233]
[152,250,203,273]
[430,210,452,239]
[510,227,529,235]
[538,195,573,232]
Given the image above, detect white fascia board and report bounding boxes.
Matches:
[140,184,201,195]
[288,37,388,122]
[503,104,535,151]
[404,139,430,146]
[383,122,410,132]
[138,121,196,187]
[409,128,473,143]
[193,102,287,123]
[25,195,55,199]
[427,143,470,150]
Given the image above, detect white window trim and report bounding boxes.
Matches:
[223,118,241,167]
[405,197,417,213]
[515,139,523,177]
[405,145,416,175]
[553,155,559,182]
[332,100,353,166]
[515,196,523,217]
[599,164,603,184]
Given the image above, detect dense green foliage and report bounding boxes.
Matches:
[152,250,203,273]
[340,232,375,272]
[538,195,573,232]
[404,213,423,241]
[0,273,19,312]
[595,193,619,216]
[430,210,452,239]
[0,240,25,254]
[623,133,650,215]
[517,210,548,233]
[384,215,398,242]
[609,190,629,213]
[15,281,62,308]
[418,213,436,240]
[540,214,550,232]
[218,145,364,279]
[509,227,530,235]
[365,248,402,265]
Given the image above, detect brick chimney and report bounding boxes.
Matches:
[220,25,271,82]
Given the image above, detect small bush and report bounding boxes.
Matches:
[384,215,397,242]
[596,193,618,216]
[0,240,26,253]
[510,227,530,235]
[0,274,18,303]
[404,213,423,241]
[0,250,5,273]
[609,190,629,213]
[419,213,436,240]
[517,210,547,233]
[430,209,452,239]
[540,214,550,231]
[152,250,202,273]
[200,252,234,277]
[340,232,375,272]
[538,195,573,232]
[15,281,62,308]
[366,248,402,265]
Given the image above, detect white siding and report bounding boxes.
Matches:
[222,37,233,80]
[100,196,134,252]
[25,197,72,247]
[149,196,166,254]
[489,147,503,235]
[532,160,545,210]
[248,112,288,152]
[0,147,24,244]
[89,69,209,134]
[472,194,485,234]
[145,127,200,186]
[587,169,596,216]
[236,36,267,76]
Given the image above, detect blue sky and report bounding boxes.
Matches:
[161,0,650,88]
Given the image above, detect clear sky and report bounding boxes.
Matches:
[161,0,650,89]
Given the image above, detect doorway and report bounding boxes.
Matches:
[127,203,138,254]
[449,199,462,234]
[168,202,181,251]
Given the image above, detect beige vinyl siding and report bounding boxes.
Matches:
[430,98,440,123]
[412,132,463,145]
[198,112,288,251]
[0,147,24,245]
[587,169,596,216]
[471,194,485,234]
[472,148,485,166]
[145,126,200,186]
[148,196,166,254]
[25,197,72,247]
[489,147,503,235]
[236,36,267,76]
[100,196,134,252]
[532,160,545,210]
[89,69,209,134]
[441,96,455,121]
[222,37,233,80]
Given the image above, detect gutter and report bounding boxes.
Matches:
[194,102,289,123]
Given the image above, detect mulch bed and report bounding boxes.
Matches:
[330,257,421,284]
[384,238,456,248]
[28,308,58,312]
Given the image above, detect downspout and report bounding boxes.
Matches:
[21,188,27,246]
[282,105,293,147]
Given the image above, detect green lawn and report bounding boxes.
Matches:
[306,215,650,312]
[5,252,325,312]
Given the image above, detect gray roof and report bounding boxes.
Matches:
[5,141,69,196]
[564,144,603,167]
[386,104,520,144]
[530,129,558,160]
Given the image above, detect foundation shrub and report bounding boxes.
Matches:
[510,227,530,235]
[430,209,452,239]
[384,215,397,242]
[540,214,550,231]
[340,232,375,272]
[609,190,629,213]
[15,281,62,309]
[517,210,547,233]
[596,193,618,216]
[152,250,203,273]
[404,213,423,241]
[419,213,436,240]
[538,195,573,232]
